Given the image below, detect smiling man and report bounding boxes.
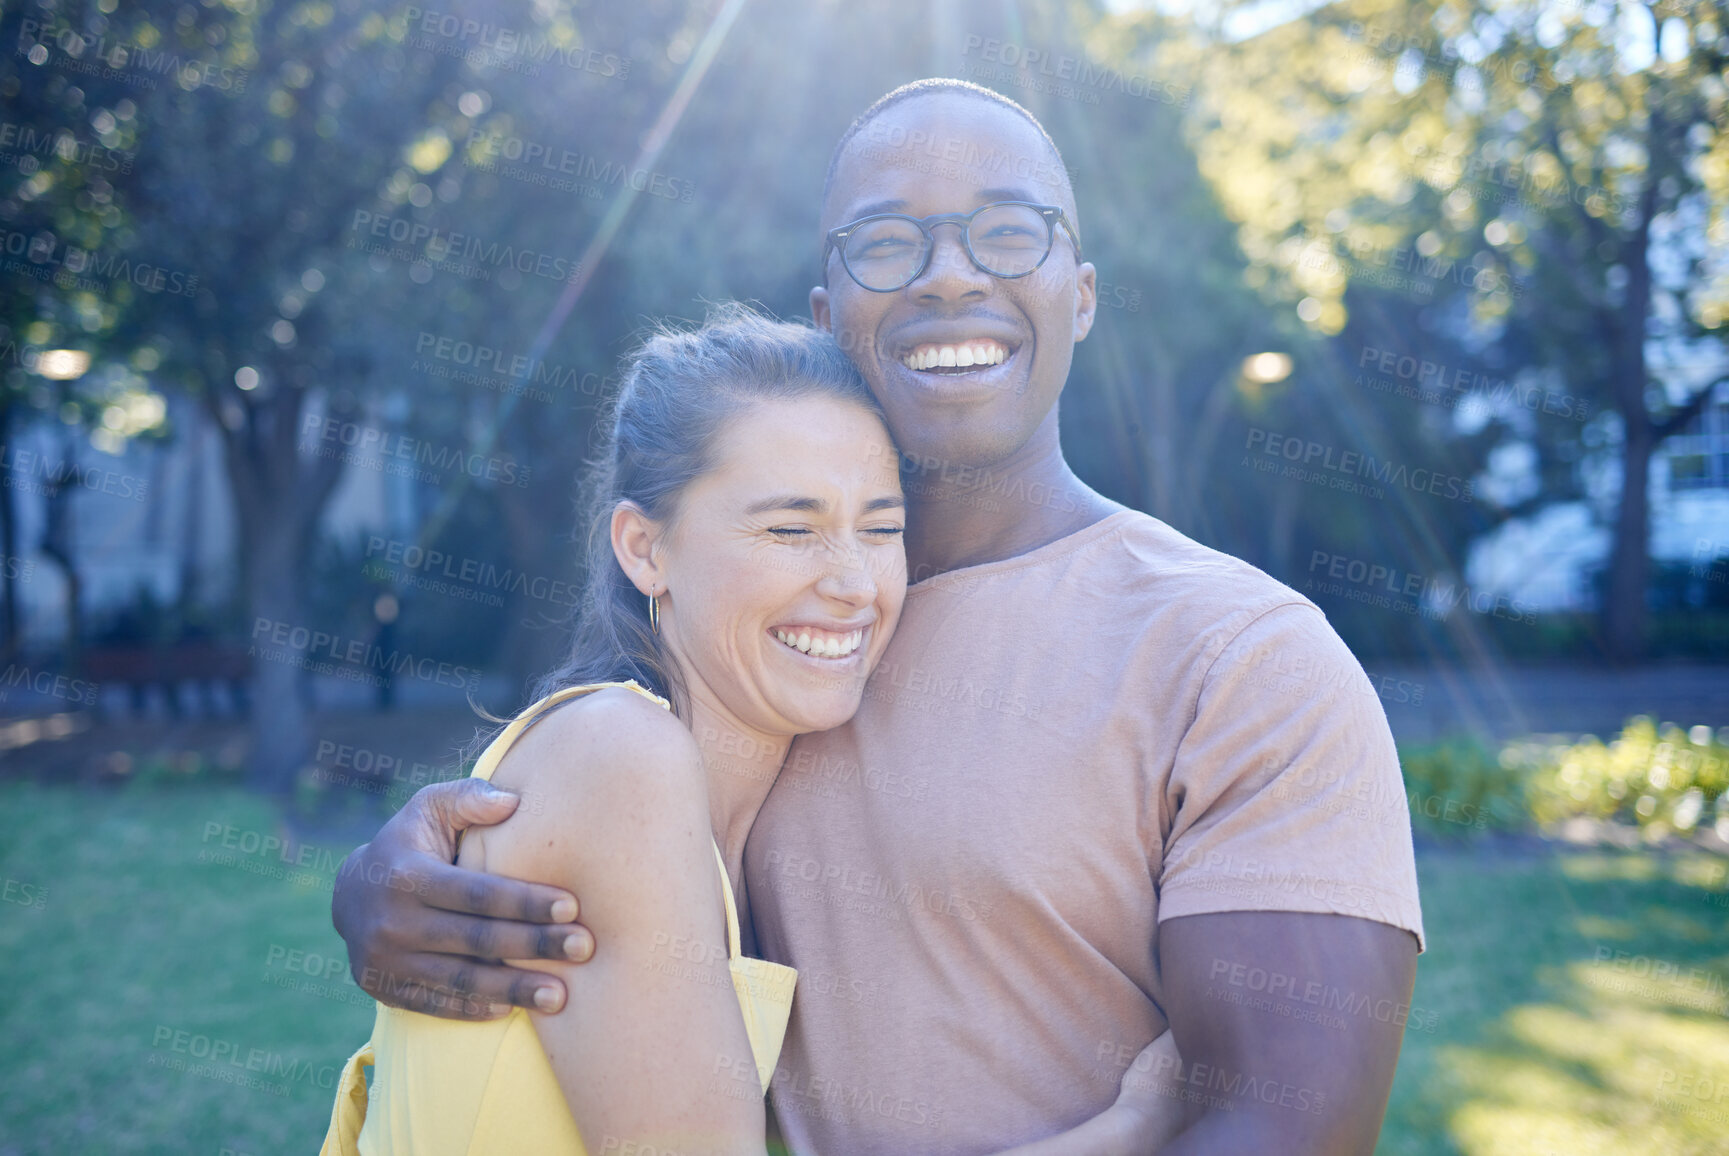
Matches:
[334,79,1424,1155]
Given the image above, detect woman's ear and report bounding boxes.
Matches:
[610,502,665,596]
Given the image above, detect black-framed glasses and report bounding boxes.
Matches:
[823,200,1083,293]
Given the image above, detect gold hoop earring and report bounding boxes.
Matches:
[647,588,660,635]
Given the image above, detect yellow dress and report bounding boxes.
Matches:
[321,681,798,1156]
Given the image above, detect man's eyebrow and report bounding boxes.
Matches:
[745,494,828,515]
[840,190,1050,223]
[863,495,906,512]
[843,198,910,220]
[977,186,1043,204]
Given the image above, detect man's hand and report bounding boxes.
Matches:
[331,778,594,1019]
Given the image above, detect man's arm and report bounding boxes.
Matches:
[331,777,591,1018]
[1140,911,1417,1155]
[1142,602,1425,1151]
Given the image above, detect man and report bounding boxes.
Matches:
[333,79,1424,1154]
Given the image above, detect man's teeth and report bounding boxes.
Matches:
[773,628,864,658]
[901,341,1009,371]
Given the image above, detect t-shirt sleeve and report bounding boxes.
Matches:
[1157,602,1426,952]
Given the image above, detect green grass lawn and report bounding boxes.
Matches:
[2,780,1727,1155]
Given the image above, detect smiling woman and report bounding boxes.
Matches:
[320,303,909,1156]
[536,301,906,726]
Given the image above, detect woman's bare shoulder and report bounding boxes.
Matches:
[482,687,707,862]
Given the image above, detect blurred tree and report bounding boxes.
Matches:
[1153,0,1729,660]
[0,0,633,793]
[0,0,130,659]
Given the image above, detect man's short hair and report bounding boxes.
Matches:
[820,77,1075,215]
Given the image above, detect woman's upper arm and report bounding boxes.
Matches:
[478,691,765,1155]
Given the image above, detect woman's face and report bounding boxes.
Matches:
[644,394,907,737]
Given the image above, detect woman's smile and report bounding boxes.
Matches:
[769,624,869,660]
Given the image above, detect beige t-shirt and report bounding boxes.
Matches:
[743,509,1425,1156]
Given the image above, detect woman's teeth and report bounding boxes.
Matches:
[901,340,1009,371]
[774,628,864,659]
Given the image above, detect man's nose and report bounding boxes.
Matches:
[911,223,991,298]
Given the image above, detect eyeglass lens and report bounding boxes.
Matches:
[841,203,1052,290]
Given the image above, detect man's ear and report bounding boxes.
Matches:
[1073,261,1098,344]
[810,285,832,331]
[610,501,666,597]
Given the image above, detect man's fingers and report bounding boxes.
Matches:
[406,778,523,860]
[413,855,581,926]
[407,904,593,963]
[370,954,569,1018]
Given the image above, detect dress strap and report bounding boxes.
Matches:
[318,1039,374,1156]
[470,680,671,782]
[711,841,743,962]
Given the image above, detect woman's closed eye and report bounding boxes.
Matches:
[767,525,902,540]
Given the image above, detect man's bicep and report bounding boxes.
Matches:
[1156,910,1417,1156]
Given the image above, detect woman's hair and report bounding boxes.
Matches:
[529,301,885,715]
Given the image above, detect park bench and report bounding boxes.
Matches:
[81,643,252,718]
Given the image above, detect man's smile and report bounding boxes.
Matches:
[900,338,1011,372]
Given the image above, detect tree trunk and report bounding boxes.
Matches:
[242,518,312,798]
[1601,159,1661,664]
[0,397,17,660]
[215,372,351,798]
[40,442,82,667]
[177,414,204,613]
[1268,473,1299,577]
[1146,354,1177,525]
[493,475,578,690]
[1604,412,1654,663]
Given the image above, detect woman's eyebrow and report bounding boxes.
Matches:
[742,495,905,515]
[745,495,827,515]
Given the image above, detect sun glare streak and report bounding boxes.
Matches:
[407,0,751,554]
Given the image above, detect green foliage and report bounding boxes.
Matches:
[1508,715,1729,838]
[1400,716,1729,840]
[1399,736,1529,837]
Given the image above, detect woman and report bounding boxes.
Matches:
[323,305,1177,1155]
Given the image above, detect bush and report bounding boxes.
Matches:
[1397,717,1729,841]
[1505,716,1729,840]
[1398,737,1530,837]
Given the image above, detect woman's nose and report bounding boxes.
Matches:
[816,543,877,606]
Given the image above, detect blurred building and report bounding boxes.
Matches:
[1467,380,1729,610]
[4,391,396,649]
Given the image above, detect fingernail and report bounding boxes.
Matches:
[534,987,562,1012]
[550,897,577,923]
[564,933,592,962]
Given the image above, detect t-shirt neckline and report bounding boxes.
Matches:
[907,508,1143,594]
